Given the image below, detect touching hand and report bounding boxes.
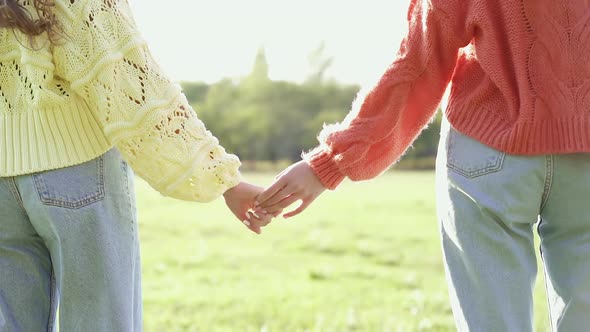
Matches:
[223,181,275,234]
[255,160,326,218]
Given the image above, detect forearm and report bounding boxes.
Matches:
[304,0,469,189]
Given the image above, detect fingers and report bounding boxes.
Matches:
[283,197,315,219]
[252,210,273,227]
[241,218,261,235]
[255,177,287,208]
[257,161,325,212]
[253,208,282,219]
[257,184,297,209]
[242,211,273,234]
[259,194,301,214]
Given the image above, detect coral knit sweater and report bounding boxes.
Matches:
[305,0,590,190]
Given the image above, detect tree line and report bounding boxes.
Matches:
[182,48,441,169]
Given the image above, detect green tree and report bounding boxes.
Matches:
[305,42,334,84]
[185,46,441,168]
[181,81,209,105]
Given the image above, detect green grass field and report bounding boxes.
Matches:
[138,172,550,331]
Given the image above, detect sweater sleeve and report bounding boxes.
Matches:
[304,0,471,189]
[53,0,241,202]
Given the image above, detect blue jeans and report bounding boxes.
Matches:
[0,149,141,331]
[437,118,590,331]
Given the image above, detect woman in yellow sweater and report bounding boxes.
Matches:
[0,0,272,330]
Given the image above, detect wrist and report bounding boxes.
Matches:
[305,149,345,190]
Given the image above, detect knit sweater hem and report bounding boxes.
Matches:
[447,104,590,155]
[0,103,112,176]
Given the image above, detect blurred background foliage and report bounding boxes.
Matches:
[181,45,442,170]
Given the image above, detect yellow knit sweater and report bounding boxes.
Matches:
[0,0,241,202]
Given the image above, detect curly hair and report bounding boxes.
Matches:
[0,0,57,40]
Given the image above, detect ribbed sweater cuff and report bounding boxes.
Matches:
[306,149,346,190]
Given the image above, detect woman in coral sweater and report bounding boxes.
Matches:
[0,0,273,330]
[256,0,590,330]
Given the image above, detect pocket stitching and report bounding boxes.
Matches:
[33,157,105,209]
[446,129,506,178]
[448,153,505,178]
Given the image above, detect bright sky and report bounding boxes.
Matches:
[129,0,411,85]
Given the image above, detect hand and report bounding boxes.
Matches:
[223,181,275,234]
[255,160,326,218]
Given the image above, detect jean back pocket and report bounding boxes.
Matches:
[447,128,505,178]
[33,156,105,209]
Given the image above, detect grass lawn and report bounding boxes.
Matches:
[138,171,550,331]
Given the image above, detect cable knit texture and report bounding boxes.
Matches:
[305,0,590,190]
[0,0,241,202]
